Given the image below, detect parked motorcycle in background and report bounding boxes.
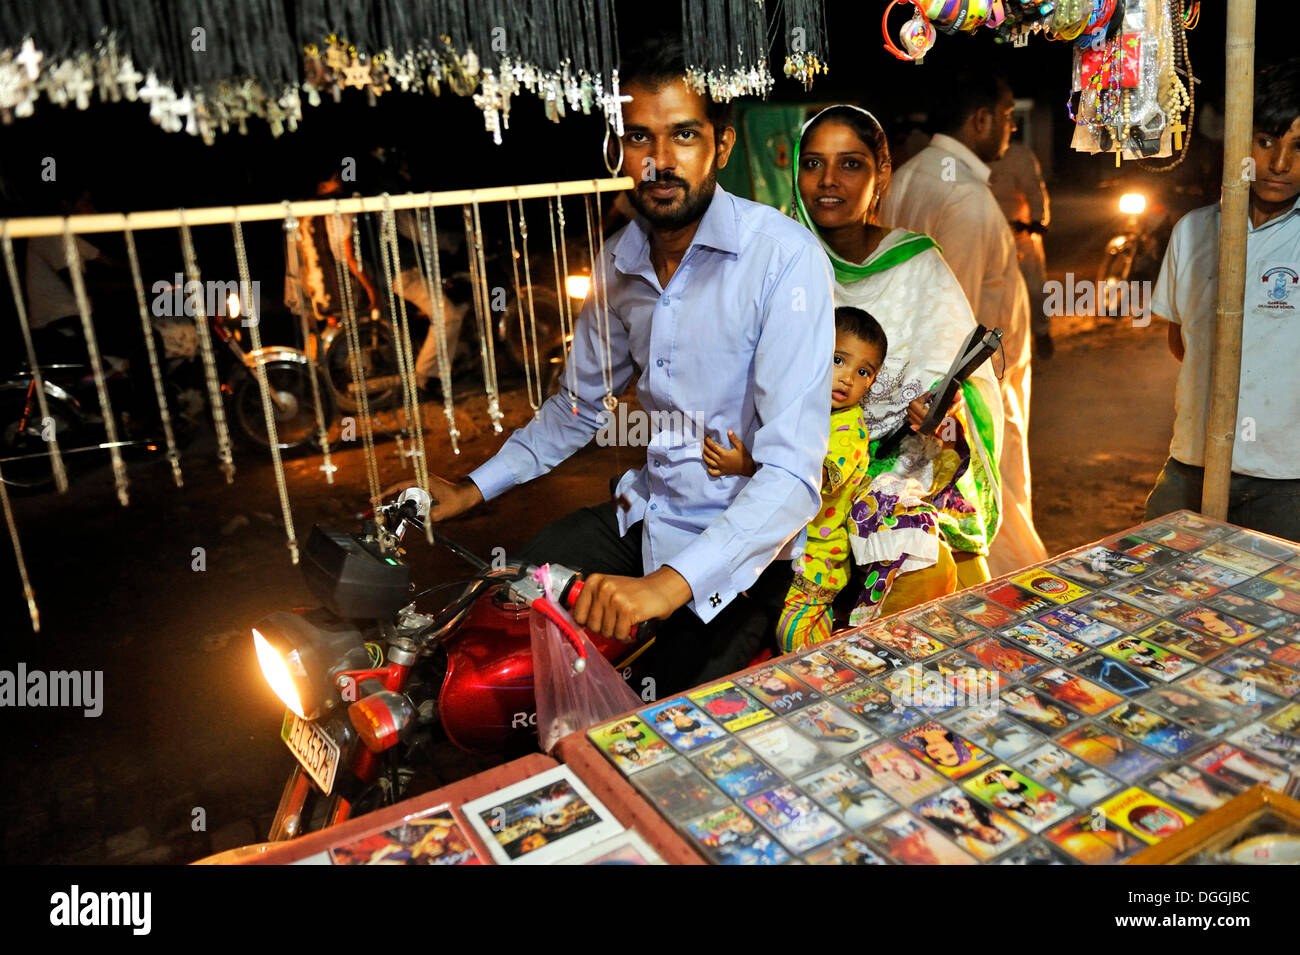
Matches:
[1097,188,1173,292]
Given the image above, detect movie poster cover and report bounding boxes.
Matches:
[964,636,1049,680]
[743,785,845,853]
[786,700,877,758]
[690,739,783,799]
[640,698,728,753]
[853,740,948,805]
[461,767,622,866]
[687,680,774,732]
[1099,636,1198,682]
[797,763,898,830]
[1133,620,1231,664]
[684,804,789,865]
[862,812,978,865]
[1096,787,1193,844]
[1055,723,1165,783]
[586,716,675,774]
[1036,607,1123,647]
[737,720,833,777]
[1142,765,1239,815]
[960,764,1074,832]
[632,758,732,820]
[1015,742,1121,807]
[913,786,1028,860]
[735,666,819,715]
[897,721,994,778]
[1101,702,1205,757]
[329,803,482,866]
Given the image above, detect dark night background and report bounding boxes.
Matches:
[0,2,1292,865]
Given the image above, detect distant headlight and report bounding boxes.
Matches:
[1119,193,1147,215]
[566,275,591,300]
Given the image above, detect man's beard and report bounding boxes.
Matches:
[629,164,718,229]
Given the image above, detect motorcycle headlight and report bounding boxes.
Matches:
[565,274,591,300]
[252,610,370,721]
[1119,192,1146,215]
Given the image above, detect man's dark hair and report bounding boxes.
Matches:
[834,306,888,362]
[929,71,1011,136]
[619,33,735,138]
[1255,58,1300,138]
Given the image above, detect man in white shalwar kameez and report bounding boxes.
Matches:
[882,74,1048,576]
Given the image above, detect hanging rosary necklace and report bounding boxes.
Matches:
[123,225,183,487]
[375,197,415,468]
[464,196,504,433]
[548,192,579,414]
[380,195,432,528]
[506,200,545,413]
[581,191,618,412]
[282,201,336,482]
[232,211,299,564]
[415,200,460,454]
[63,222,130,506]
[1,225,69,494]
[178,211,236,483]
[328,203,380,503]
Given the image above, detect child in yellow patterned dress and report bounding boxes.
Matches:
[704,306,885,652]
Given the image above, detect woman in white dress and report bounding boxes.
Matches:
[792,106,1005,621]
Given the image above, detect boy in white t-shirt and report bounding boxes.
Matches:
[1146,59,1300,542]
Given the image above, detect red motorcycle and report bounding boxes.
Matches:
[254,488,656,840]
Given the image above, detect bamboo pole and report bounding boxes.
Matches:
[1202,0,1255,520]
[0,176,634,238]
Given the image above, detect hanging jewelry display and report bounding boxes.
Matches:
[232,212,300,564]
[375,199,415,469]
[581,192,618,413]
[380,195,432,508]
[124,225,183,487]
[62,223,130,506]
[0,2,842,144]
[331,203,382,504]
[1,225,69,494]
[415,200,460,454]
[178,213,237,483]
[547,194,579,415]
[281,202,336,482]
[464,196,505,433]
[681,0,773,100]
[506,200,544,413]
[783,0,831,83]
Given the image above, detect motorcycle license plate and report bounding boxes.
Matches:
[280,710,340,795]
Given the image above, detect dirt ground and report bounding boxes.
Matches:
[0,277,1179,864]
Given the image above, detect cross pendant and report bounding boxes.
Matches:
[1169,120,1186,151]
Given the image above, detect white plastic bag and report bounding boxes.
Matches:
[529,568,642,754]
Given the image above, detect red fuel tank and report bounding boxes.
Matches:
[436,584,652,753]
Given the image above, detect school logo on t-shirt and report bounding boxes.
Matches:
[1260,266,1298,310]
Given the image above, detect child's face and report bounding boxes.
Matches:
[831,331,883,410]
[1251,118,1300,208]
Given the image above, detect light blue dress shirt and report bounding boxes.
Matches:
[470,185,834,622]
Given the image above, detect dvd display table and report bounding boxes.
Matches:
[568,512,1300,865]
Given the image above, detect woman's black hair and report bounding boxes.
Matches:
[1255,58,1300,138]
[835,306,888,363]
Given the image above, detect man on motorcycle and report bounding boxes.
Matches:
[418,34,835,695]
